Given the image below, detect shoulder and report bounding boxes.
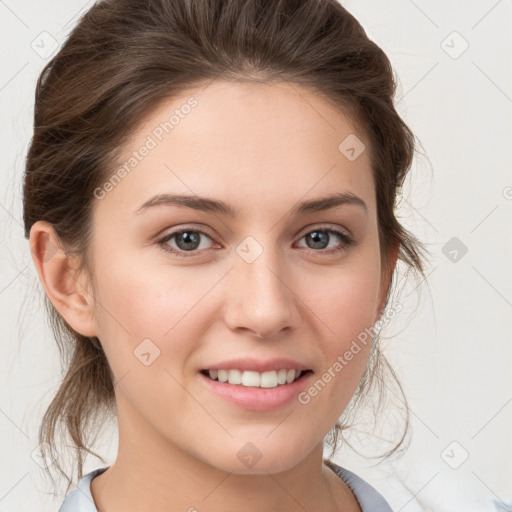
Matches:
[325,459,394,512]
[58,467,109,512]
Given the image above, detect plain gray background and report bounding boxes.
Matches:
[1,1,511,511]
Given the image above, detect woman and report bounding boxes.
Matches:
[23,0,427,510]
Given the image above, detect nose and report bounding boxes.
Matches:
[224,247,300,339]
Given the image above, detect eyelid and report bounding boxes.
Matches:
[296,222,352,239]
[158,222,352,241]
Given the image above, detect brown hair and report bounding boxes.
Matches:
[23,0,429,494]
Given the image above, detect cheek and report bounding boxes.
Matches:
[300,259,381,398]
[89,261,212,420]
[307,261,381,346]
[91,251,231,382]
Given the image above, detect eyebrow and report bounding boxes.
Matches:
[134,191,367,217]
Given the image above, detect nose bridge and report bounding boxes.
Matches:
[226,234,299,338]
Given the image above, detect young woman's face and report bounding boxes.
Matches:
[85,80,392,474]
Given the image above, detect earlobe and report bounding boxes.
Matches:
[29,220,98,337]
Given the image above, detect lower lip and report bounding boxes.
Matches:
[198,371,313,411]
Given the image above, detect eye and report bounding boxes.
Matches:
[157,225,356,258]
[158,228,217,257]
[296,227,355,254]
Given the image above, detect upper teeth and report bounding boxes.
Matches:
[208,369,302,388]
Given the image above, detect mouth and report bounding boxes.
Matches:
[198,366,315,411]
[199,368,313,388]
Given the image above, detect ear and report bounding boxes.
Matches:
[29,220,98,337]
[377,241,399,318]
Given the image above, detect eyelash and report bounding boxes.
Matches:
[157,225,356,258]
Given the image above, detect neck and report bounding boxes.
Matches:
[90,393,360,512]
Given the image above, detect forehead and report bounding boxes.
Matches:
[97,80,375,219]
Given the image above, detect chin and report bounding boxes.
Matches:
[200,441,310,476]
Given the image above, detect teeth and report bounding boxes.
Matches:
[242,370,260,387]
[277,369,287,384]
[228,369,242,384]
[207,369,304,388]
[260,371,277,388]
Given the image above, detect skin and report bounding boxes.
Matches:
[30,80,398,512]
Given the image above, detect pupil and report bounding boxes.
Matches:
[177,231,200,250]
[307,230,328,249]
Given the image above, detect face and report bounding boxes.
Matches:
[77,80,391,474]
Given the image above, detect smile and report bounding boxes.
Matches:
[200,369,310,388]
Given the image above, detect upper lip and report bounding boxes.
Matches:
[202,357,312,372]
